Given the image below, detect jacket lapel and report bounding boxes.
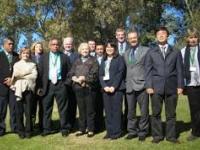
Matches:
[165,45,173,59]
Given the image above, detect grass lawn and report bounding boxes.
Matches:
[0,95,200,150]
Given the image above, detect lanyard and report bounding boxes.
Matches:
[51,53,59,67]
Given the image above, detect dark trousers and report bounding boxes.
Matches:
[66,85,77,129]
[127,90,149,137]
[186,86,200,137]
[151,93,177,140]
[122,94,128,131]
[32,94,43,130]
[16,91,33,135]
[94,89,104,132]
[42,81,69,133]
[103,91,123,138]
[0,90,17,134]
[75,87,95,132]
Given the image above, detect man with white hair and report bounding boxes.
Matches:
[63,36,79,131]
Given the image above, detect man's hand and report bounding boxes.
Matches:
[146,88,154,94]
[177,88,183,95]
[109,86,115,93]
[78,76,85,82]
[104,87,110,92]
[3,77,12,86]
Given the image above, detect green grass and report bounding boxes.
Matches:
[0,95,200,150]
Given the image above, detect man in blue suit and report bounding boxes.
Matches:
[63,36,79,131]
[145,27,184,143]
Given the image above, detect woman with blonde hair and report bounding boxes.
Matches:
[11,47,37,138]
[31,41,44,132]
[68,42,99,137]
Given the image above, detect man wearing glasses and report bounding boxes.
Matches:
[39,38,71,137]
[0,37,19,136]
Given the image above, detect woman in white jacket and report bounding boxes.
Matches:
[11,47,37,139]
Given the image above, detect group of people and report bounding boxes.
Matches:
[0,26,200,144]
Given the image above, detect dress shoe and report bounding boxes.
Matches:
[0,132,5,136]
[151,138,162,144]
[25,133,32,139]
[62,130,70,137]
[75,131,85,136]
[103,134,110,139]
[41,130,57,137]
[187,134,199,141]
[138,136,146,141]
[166,138,180,144]
[125,134,137,140]
[18,133,25,139]
[110,136,121,140]
[87,132,94,138]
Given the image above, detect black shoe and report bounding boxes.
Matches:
[151,138,162,144]
[138,136,146,141]
[87,132,94,138]
[62,130,70,137]
[110,136,121,140]
[125,134,137,140]
[103,134,110,139]
[41,130,57,137]
[0,132,5,136]
[187,134,199,141]
[76,131,85,136]
[18,133,25,139]
[25,133,32,139]
[166,138,180,144]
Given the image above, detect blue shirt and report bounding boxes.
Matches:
[49,51,62,80]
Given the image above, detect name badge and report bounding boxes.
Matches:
[190,66,197,72]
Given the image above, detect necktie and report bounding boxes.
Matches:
[120,43,123,55]
[51,68,58,84]
[51,54,58,84]
[161,46,166,59]
[7,54,12,64]
[7,54,12,70]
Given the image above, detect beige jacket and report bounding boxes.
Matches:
[11,59,38,101]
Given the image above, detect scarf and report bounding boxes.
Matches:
[184,44,200,83]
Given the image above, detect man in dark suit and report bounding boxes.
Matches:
[63,36,79,131]
[0,37,18,136]
[145,27,184,143]
[124,30,149,141]
[116,28,129,56]
[94,42,105,132]
[88,40,96,57]
[39,38,71,137]
[115,27,129,131]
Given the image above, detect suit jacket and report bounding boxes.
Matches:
[64,49,79,65]
[117,41,129,56]
[124,45,149,93]
[145,45,184,95]
[39,51,71,96]
[99,55,126,91]
[0,51,19,96]
[31,53,43,89]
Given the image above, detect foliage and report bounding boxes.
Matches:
[0,0,200,50]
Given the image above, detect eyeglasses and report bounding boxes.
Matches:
[8,43,14,45]
[51,43,59,46]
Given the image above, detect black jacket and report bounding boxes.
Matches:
[0,51,19,96]
[99,55,126,91]
[145,45,184,95]
[38,51,71,96]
